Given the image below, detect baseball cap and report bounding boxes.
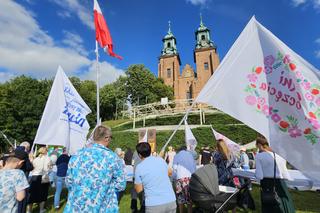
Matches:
[13,148,28,160]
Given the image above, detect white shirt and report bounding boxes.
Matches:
[255,151,292,180]
[31,155,52,176]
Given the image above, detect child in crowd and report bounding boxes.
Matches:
[0,150,30,213]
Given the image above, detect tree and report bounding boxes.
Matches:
[78,80,97,127]
[126,64,173,105]
[0,76,51,145]
[100,76,128,120]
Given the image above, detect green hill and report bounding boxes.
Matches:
[106,113,259,152]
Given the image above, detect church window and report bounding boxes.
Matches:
[204,62,209,70]
[167,42,171,48]
[167,68,171,78]
[201,35,206,41]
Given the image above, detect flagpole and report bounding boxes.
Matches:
[95,41,101,125]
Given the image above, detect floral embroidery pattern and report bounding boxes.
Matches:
[244,51,319,145]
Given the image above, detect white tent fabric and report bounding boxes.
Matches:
[185,120,197,150]
[211,127,240,154]
[195,16,320,181]
[34,66,91,154]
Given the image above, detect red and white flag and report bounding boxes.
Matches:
[93,0,122,59]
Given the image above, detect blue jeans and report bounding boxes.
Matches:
[54,176,66,207]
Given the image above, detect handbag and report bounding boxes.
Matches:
[261,152,281,205]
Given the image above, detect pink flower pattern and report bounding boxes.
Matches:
[305,92,314,101]
[245,96,257,106]
[302,81,311,90]
[262,105,272,116]
[288,126,302,138]
[283,55,290,64]
[264,55,275,66]
[258,97,266,105]
[295,71,303,79]
[271,114,281,123]
[247,73,258,83]
[316,97,320,107]
[309,118,320,130]
[244,51,320,144]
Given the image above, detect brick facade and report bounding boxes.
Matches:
[158,21,220,100]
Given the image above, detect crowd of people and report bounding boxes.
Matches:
[0,125,295,213]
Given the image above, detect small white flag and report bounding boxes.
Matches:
[185,120,197,151]
[139,129,148,143]
[211,127,241,154]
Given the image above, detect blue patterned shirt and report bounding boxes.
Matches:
[0,169,29,213]
[64,144,126,213]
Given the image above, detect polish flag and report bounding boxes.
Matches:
[93,0,122,59]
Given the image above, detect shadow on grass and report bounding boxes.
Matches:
[39,183,320,213]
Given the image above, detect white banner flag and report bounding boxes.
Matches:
[139,129,148,143]
[211,127,240,154]
[34,66,91,154]
[195,16,320,181]
[185,120,197,151]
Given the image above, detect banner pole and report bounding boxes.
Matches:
[160,101,197,155]
[95,41,101,125]
[0,131,14,148]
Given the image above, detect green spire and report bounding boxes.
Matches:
[200,13,204,27]
[162,21,178,56]
[195,14,215,49]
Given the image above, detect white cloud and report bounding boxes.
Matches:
[0,1,90,78]
[315,38,320,45]
[186,0,209,6]
[314,0,320,8]
[0,72,16,83]
[52,0,94,30]
[57,10,72,19]
[292,0,307,7]
[291,0,320,9]
[62,31,88,56]
[79,61,125,86]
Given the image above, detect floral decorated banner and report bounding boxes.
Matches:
[34,66,91,154]
[195,16,320,181]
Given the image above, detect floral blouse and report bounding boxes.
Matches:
[64,143,126,213]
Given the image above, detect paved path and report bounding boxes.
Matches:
[123,124,245,132]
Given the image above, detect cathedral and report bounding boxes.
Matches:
[158,17,220,100]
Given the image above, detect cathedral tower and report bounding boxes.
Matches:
[158,21,181,88]
[193,15,220,97]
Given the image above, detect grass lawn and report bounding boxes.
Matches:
[33,183,320,213]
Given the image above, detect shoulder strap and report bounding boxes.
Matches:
[273,152,277,190]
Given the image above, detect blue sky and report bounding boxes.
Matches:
[0,0,319,85]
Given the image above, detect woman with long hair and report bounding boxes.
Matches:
[27,147,52,213]
[213,139,235,186]
[255,137,295,213]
